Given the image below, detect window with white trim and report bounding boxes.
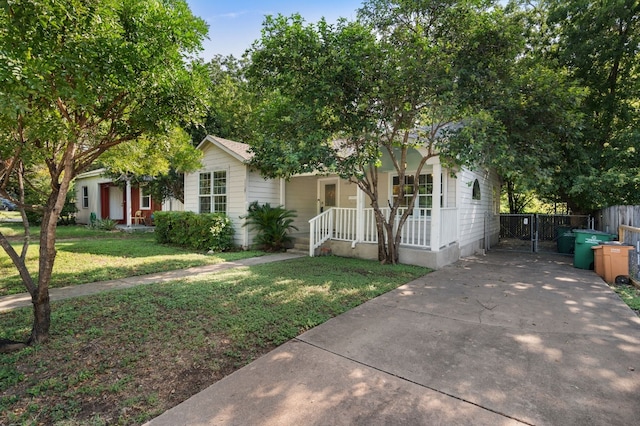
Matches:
[140,187,151,210]
[472,179,481,200]
[81,186,89,209]
[392,174,433,216]
[199,171,227,213]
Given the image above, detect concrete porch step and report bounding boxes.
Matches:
[290,234,310,252]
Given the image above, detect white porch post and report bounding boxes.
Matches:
[125,178,132,227]
[354,186,365,247]
[279,178,286,206]
[430,160,442,251]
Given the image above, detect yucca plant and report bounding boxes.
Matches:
[242,201,298,252]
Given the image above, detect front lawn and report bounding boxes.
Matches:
[0,256,430,425]
[0,225,262,296]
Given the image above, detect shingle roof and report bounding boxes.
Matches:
[203,135,253,162]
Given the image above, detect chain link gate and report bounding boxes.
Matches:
[497,214,592,253]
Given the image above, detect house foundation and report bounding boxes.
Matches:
[324,240,460,270]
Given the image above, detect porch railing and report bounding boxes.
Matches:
[309,207,459,256]
[308,209,333,256]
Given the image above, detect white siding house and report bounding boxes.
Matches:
[183,135,501,269]
[183,136,282,248]
[456,168,501,257]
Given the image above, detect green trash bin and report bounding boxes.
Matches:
[557,231,575,254]
[573,230,615,269]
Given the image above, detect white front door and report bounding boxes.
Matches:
[108,186,124,220]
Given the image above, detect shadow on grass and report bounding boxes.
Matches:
[0,247,263,297]
[0,257,430,426]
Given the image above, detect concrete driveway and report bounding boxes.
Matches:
[148,251,640,426]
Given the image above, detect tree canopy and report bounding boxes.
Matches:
[0,0,209,344]
[186,55,254,144]
[545,0,640,210]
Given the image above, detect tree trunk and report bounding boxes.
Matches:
[27,195,64,344]
[27,165,73,343]
[385,223,399,265]
[375,212,388,262]
[375,212,400,265]
[29,289,51,345]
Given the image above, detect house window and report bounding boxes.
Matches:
[472,179,481,200]
[392,174,433,216]
[140,187,151,210]
[199,171,227,213]
[81,186,89,209]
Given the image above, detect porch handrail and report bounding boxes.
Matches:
[308,208,334,256]
[361,207,434,247]
[309,206,459,255]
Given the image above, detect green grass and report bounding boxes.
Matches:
[0,221,149,239]
[0,226,263,296]
[615,283,640,312]
[0,256,430,425]
[0,211,20,223]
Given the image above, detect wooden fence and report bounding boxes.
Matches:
[596,205,640,234]
[619,225,640,285]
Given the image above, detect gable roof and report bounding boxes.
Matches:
[75,168,107,180]
[197,135,253,162]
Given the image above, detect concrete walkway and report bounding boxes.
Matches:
[0,252,303,312]
[147,251,640,426]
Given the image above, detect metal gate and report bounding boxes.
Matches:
[497,214,592,253]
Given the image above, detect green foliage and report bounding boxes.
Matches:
[614,284,640,312]
[153,211,235,252]
[58,190,78,226]
[541,0,640,210]
[209,215,235,252]
[95,218,117,231]
[242,202,298,252]
[98,127,203,204]
[186,55,254,144]
[0,0,210,342]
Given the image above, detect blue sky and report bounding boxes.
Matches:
[185,0,365,61]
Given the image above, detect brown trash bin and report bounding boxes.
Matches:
[598,243,634,283]
[592,245,604,279]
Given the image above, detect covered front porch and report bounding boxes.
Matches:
[289,157,461,268]
[306,205,460,269]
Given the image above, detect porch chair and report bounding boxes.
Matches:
[134,210,146,225]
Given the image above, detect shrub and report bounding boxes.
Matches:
[97,218,118,231]
[154,211,235,251]
[242,202,298,252]
[209,215,234,252]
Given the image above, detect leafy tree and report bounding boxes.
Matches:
[0,0,208,345]
[460,0,637,213]
[545,0,640,210]
[99,127,202,204]
[439,2,588,213]
[187,55,253,144]
[246,1,517,263]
